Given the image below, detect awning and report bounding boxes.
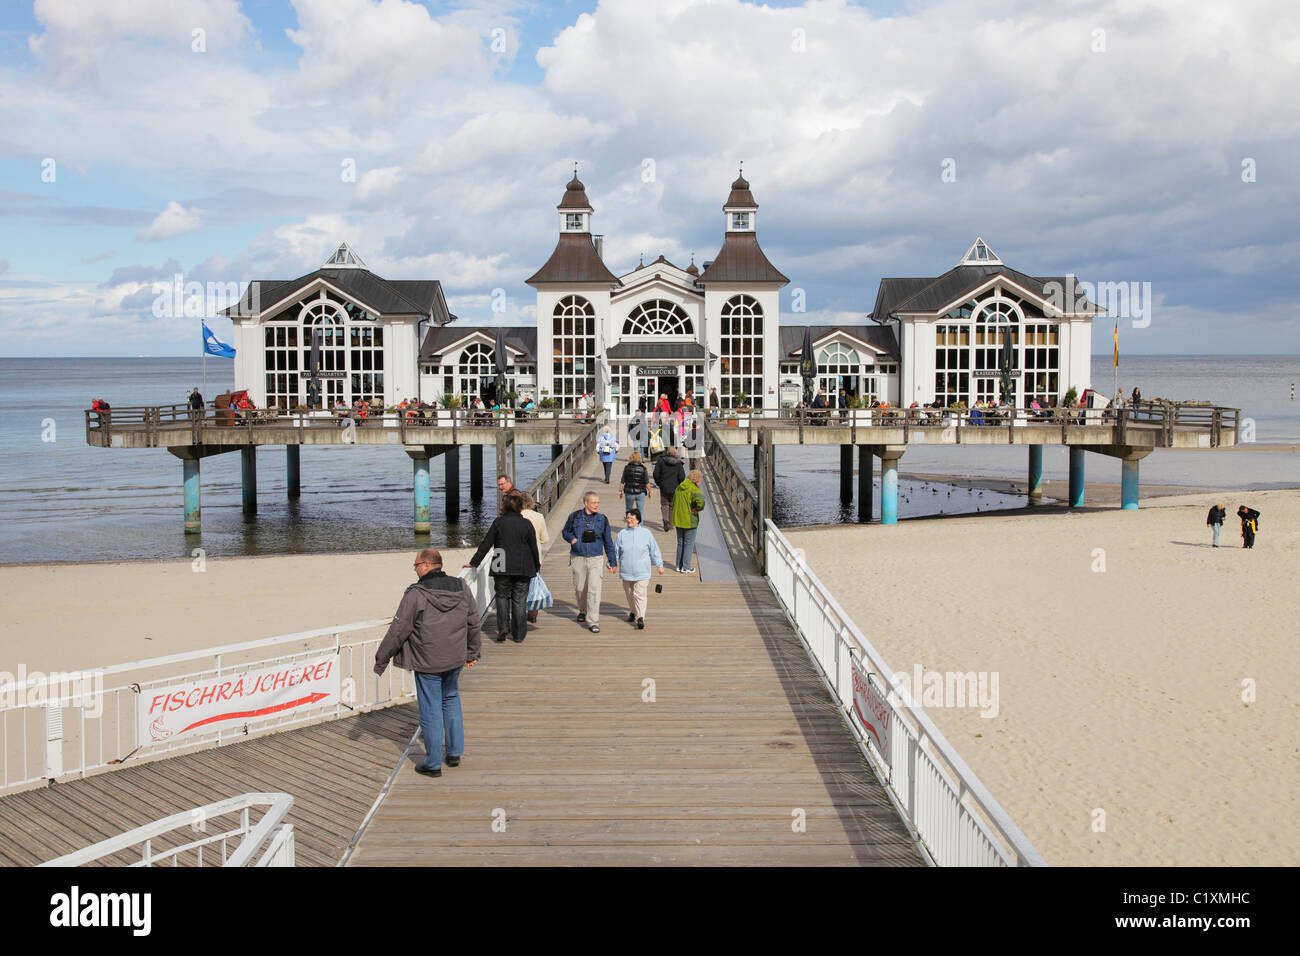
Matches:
[606,341,716,363]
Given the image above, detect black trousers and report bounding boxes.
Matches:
[494,575,530,640]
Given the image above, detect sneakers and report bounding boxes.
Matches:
[589,624,600,633]
[576,612,586,623]
[636,618,645,629]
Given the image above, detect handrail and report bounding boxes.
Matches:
[702,421,761,560]
[764,521,1046,867]
[38,792,296,867]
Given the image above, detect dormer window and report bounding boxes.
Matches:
[731,212,750,230]
[566,213,585,231]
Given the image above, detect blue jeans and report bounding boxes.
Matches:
[414,667,464,769]
[625,492,646,516]
[675,525,698,571]
[1212,522,1221,546]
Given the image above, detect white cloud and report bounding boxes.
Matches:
[136,202,203,241]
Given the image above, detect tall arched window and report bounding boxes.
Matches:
[623,300,694,336]
[457,342,496,400]
[553,295,596,407]
[720,294,763,409]
[816,341,860,401]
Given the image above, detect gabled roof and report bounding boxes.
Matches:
[526,233,620,286]
[870,265,1103,320]
[223,269,454,322]
[697,233,788,285]
[419,325,537,364]
[779,325,899,363]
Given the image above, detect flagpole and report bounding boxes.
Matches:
[202,315,207,401]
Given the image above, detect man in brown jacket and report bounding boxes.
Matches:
[375,549,481,777]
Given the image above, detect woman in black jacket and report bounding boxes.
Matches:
[619,451,652,517]
[467,494,540,643]
[1236,505,1260,549]
[1206,504,1226,547]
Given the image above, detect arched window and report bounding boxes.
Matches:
[457,342,496,400]
[720,295,763,409]
[622,300,694,336]
[553,295,596,407]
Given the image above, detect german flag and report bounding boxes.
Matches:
[1112,320,1119,368]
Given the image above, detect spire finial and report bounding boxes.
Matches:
[639,253,644,267]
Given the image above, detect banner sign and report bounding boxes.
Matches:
[851,658,893,768]
[139,654,340,746]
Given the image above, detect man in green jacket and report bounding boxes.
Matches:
[671,469,706,574]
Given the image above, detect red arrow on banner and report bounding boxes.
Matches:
[853,699,886,754]
[179,692,330,734]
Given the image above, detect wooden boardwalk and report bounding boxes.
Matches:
[0,447,923,867]
[347,451,924,866]
[0,705,417,867]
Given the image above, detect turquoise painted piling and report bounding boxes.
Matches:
[1027,445,1043,505]
[183,458,200,534]
[881,457,899,525]
[1121,457,1140,510]
[414,456,431,533]
[445,448,460,522]
[286,445,300,499]
[240,446,257,515]
[1068,447,1085,507]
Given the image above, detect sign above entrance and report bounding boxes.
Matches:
[972,370,1021,378]
[309,371,347,379]
[636,366,678,376]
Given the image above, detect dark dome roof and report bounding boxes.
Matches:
[724,171,758,210]
[558,170,594,211]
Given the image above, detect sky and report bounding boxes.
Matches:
[0,0,1297,356]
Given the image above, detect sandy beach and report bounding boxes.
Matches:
[787,488,1300,866]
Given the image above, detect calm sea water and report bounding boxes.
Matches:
[0,355,1295,563]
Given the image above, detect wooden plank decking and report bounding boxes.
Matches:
[0,705,417,866]
[346,451,924,866]
[0,447,923,867]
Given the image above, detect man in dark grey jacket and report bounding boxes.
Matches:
[375,549,481,778]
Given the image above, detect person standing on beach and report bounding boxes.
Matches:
[671,469,706,574]
[1237,505,1260,549]
[1207,503,1226,547]
[653,446,686,532]
[374,549,480,777]
[467,493,540,643]
[563,491,617,632]
[615,508,664,629]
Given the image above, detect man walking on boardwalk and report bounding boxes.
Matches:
[374,549,481,778]
[563,491,617,633]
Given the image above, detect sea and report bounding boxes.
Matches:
[0,355,1296,564]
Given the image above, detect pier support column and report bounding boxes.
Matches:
[413,454,431,533]
[858,446,873,523]
[840,444,853,503]
[552,443,563,461]
[286,445,300,499]
[1068,447,1086,508]
[1027,445,1043,506]
[495,431,515,513]
[445,448,460,523]
[880,448,903,525]
[240,446,257,515]
[183,458,201,534]
[470,445,483,501]
[1121,457,1140,510]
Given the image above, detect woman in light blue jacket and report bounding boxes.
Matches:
[597,427,619,483]
[614,508,664,629]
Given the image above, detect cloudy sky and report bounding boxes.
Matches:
[1,0,1296,356]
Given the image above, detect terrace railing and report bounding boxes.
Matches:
[85,404,609,447]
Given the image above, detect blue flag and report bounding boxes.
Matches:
[202,323,235,358]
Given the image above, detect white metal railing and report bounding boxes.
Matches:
[764,520,1047,867]
[38,792,296,867]
[0,563,495,796]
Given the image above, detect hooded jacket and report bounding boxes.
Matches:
[672,478,706,530]
[653,454,686,499]
[374,569,481,675]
